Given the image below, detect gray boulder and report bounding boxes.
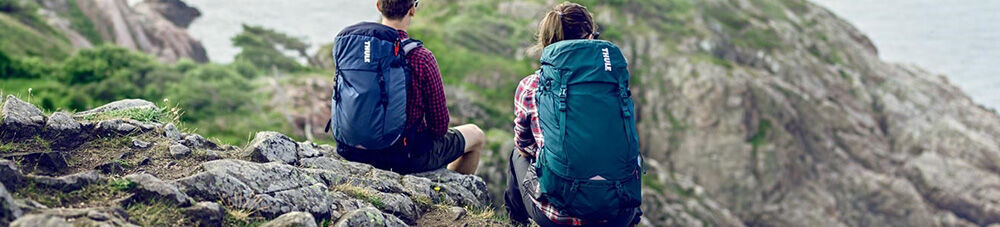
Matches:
[261,212,317,227]
[247,132,299,164]
[0,160,23,191]
[75,99,157,117]
[27,171,104,192]
[164,123,182,141]
[182,134,217,149]
[174,159,337,218]
[333,208,406,227]
[9,207,136,227]
[4,151,67,175]
[169,143,192,158]
[182,201,224,227]
[125,173,194,206]
[93,119,156,136]
[297,142,323,160]
[1,95,46,141]
[42,112,85,150]
[131,139,152,149]
[1,183,23,226]
[413,169,491,207]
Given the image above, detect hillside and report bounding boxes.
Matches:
[3,0,1000,226]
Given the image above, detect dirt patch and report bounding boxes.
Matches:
[416,206,511,227]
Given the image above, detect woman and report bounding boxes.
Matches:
[505,2,642,226]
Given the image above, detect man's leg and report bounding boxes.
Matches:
[448,124,484,174]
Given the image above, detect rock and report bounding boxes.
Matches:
[42,112,85,150]
[0,95,46,141]
[76,99,158,117]
[297,142,323,160]
[131,139,152,149]
[333,208,407,227]
[27,171,104,192]
[175,159,337,218]
[413,169,491,207]
[3,152,67,175]
[169,144,192,158]
[181,201,224,227]
[125,173,193,206]
[375,192,418,224]
[95,161,126,175]
[9,207,135,227]
[261,212,317,227]
[164,123,182,141]
[139,0,201,28]
[1,183,23,226]
[93,119,145,136]
[247,132,299,164]
[182,134,217,149]
[0,160,23,191]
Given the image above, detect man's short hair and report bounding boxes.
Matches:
[379,0,415,20]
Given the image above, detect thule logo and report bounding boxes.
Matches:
[602,48,612,71]
[364,41,372,63]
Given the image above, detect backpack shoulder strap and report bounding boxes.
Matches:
[401,39,423,55]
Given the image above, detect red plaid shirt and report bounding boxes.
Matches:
[400,30,449,138]
[514,74,587,226]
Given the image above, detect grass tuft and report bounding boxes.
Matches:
[334,183,385,209]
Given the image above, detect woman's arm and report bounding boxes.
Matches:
[514,75,540,158]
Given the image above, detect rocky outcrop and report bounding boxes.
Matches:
[138,0,201,28]
[0,98,496,226]
[34,0,208,62]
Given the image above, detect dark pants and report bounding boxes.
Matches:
[504,149,640,227]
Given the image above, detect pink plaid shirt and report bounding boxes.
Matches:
[400,30,449,138]
[514,74,588,226]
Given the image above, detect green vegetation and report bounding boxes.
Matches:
[125,199,189,226]
[13,177,133,208]
[748,119,772,148]
[335,184,385,209]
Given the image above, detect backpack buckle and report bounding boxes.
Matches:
[558,87,568,111]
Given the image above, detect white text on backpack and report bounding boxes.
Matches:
[602,48,612,72]
[364,41,372,63]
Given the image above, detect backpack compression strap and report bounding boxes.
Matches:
[401,39,423,55]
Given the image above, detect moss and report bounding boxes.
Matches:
[463,205,509,223]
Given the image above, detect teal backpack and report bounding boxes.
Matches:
[534,39,643,220]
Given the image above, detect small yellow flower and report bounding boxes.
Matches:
[434,186,441,191]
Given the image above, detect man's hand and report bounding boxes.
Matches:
[517,149,534,159]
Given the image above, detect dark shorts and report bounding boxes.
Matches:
[337,128,467,174]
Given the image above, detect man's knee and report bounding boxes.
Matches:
[458,124,486,149]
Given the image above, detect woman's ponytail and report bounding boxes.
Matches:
[532,2,596,54]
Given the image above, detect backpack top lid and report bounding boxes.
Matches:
[541,39,628,73]
[336,22,400,43]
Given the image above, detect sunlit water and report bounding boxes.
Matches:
[172,0,999,111]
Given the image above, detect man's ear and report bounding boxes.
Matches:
[376,2,382,14]
[408,7,416,17]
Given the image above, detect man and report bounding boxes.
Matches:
[335,0,484,175]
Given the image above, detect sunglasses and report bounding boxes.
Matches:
[413,0,419,8]
[592,31,601,39]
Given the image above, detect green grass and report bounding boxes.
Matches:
[334,184,385,209]
[79,106,163,122]
[13,177,132,208]
[463,205,509,223]
[125,198,190,226]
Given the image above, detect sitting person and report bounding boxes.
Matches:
[330,0,483,175]
[505,2,643,226]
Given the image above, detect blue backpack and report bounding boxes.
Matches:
[534,39,643,220]
[327,22,422,150]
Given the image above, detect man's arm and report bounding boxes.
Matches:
[514,75,538,157]
[412,49,450,138]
